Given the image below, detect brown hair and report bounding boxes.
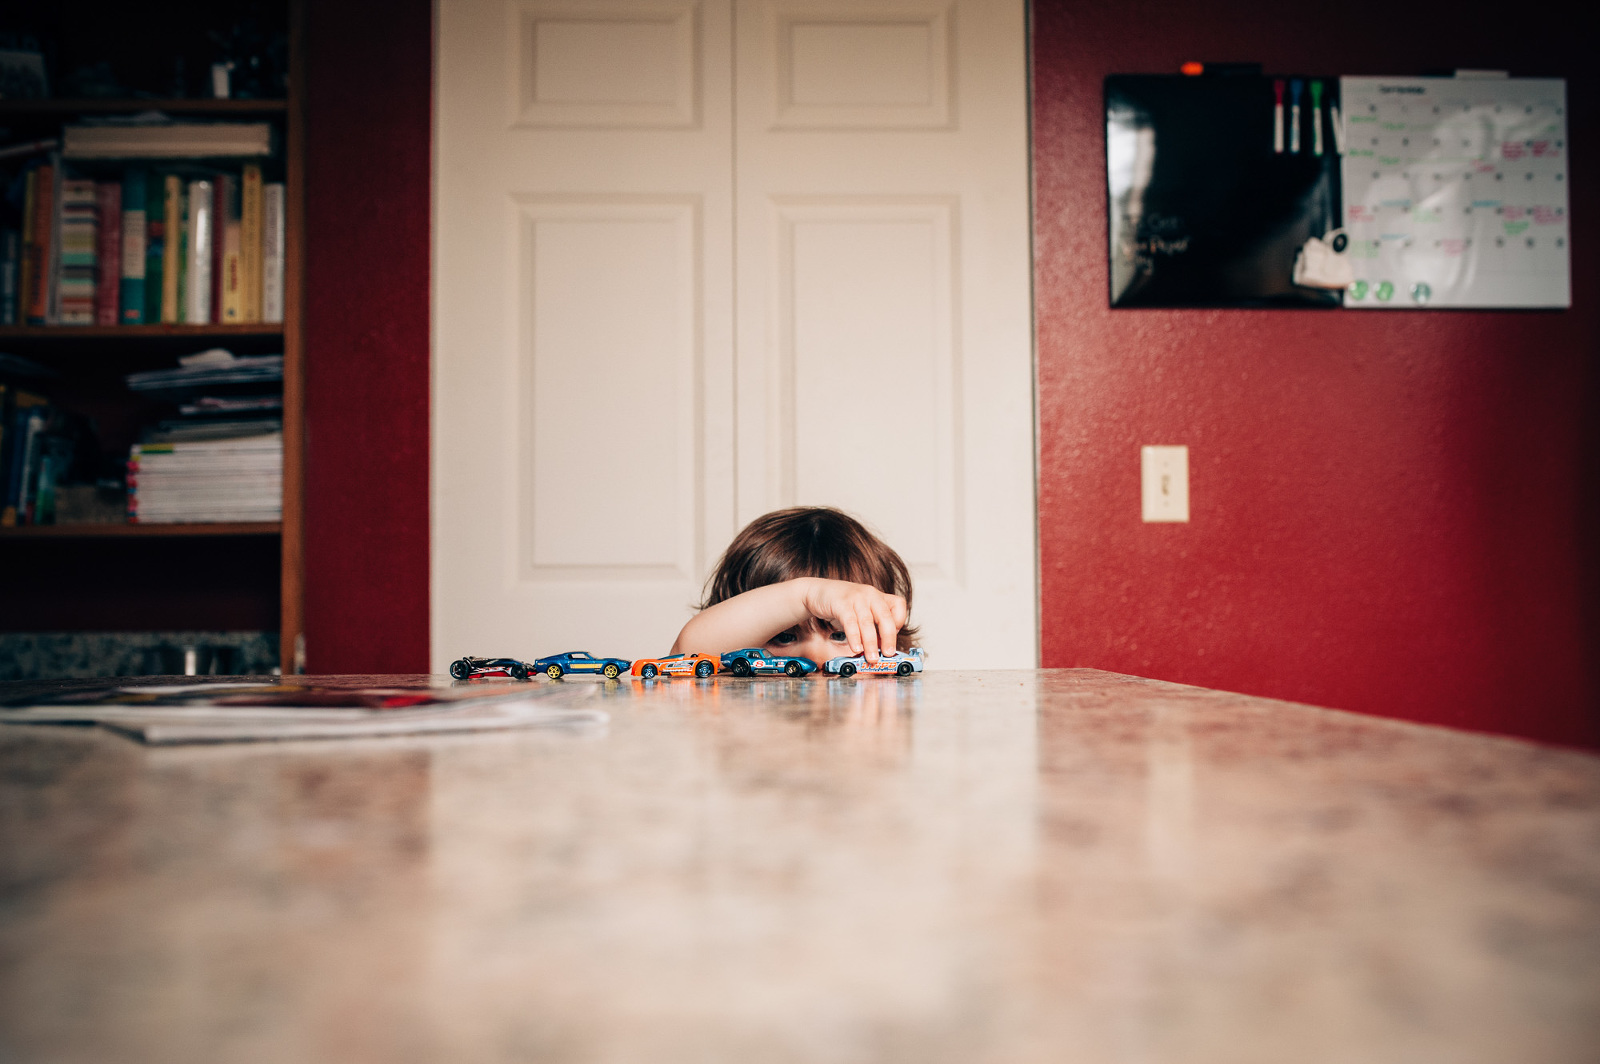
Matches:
[700,507,919,650]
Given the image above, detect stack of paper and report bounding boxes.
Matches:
[125,348,283,396]
[128,428,282,523]
[0,681,605,744]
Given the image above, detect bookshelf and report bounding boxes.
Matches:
[0,0,305,673]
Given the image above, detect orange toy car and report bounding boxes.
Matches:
[631,652,719,679]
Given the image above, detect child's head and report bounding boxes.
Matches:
[701,506,919,650]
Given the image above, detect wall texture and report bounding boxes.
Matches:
[302,0,432,673]
[1033,0,1599,747]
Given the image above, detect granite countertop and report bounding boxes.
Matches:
[1,669,1597,1063]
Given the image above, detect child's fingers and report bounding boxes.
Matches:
[853,600,882,661]
[835,608,866,659]
[868,597,900,658]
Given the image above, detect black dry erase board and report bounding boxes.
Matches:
[1106,74,1343,308]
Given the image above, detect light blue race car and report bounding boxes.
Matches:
[719,648,819,677]
[824,647,925,677]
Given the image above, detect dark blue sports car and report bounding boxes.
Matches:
[719,648,818,677]
[533,650,632,679]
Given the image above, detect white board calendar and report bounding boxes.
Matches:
[1339,76,1569,308]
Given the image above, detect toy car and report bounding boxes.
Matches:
[824,647,925,677]
[533,651,632,679]
[720,647,819,677]
[449,656,531,680]
[631,652,719,679]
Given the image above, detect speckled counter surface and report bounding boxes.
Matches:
[2,670,1597,1063]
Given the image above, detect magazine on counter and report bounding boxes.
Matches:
[0,680,605,744]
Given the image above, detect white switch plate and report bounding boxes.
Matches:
[1141,446,1189,522]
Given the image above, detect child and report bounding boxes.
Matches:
[671,506,918,666]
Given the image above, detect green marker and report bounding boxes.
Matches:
[1311,81,1324,156]
[1349,279,1369,300]
[1376,280,1394,302]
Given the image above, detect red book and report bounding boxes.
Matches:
[210,174,231,324]
[24,163,53,324]
[94,181,122,326]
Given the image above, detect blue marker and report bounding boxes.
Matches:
[1290,79,1303,152]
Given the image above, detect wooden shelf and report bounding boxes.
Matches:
[0,324,283,341]
[0,522,281,539]
[0,99,287,117]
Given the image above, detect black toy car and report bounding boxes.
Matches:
[449,656,531,680]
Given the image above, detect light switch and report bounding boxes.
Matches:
[1141,446,1189,522]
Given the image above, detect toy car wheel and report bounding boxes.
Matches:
[545,664,564,679]
[731,659,751,677]
[511,663,529,680]
[785,661,802,676]
[449,659,472,680]
[603,663,620,679]
[695,659,715,678]
[897,661,913,676]
[839,662,857,677]
[641,664,658,679]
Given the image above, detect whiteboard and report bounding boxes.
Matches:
[1339,76,1569,308]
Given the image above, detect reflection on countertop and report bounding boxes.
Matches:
[2,669,1597,1063]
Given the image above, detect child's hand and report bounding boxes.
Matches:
[799,578,908,663]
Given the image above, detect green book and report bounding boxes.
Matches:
[120,169,147,324]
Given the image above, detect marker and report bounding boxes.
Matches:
[1290,79,1303,152]
[1311,80,1324,156]
[1330,101,1346,155]
[1273,80,1285,153]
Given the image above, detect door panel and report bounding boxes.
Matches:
[435,0,735,663]
[735,0,1035,666]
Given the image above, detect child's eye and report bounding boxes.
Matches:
[828,630,848,642]
[770,630,798,645]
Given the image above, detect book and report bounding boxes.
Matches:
[43,158,62,324]
[94,181,122,326]
[210,175,225,323]
[0,384,8,514]
[160,175,183,323]
[0,230,17,324]
[56,179,98,326]
[183,179,212,325]
[17,170,35,321]
[7,399,48,525]
[240,164,263,322]
[24,161,54,324]
[61,122,273,159]
[119,169,147,324]
[213,174,244,323]
[262,182,284,323]
[144,174,165,320]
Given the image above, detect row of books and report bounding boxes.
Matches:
[1,159,285,327]
[0,383,76,526]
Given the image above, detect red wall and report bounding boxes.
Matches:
[1033,0,1600,748]
[302,0,432,673]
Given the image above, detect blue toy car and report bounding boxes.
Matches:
[449,656,530,680]
[720,647,819,677]
[533,651,632,679]
[824,647,925,677]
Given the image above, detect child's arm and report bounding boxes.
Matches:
[672,577,907,662]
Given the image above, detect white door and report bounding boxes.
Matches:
[434,0,1034,668]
